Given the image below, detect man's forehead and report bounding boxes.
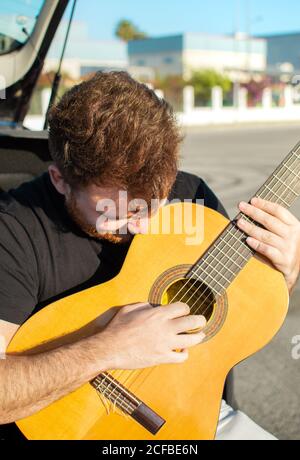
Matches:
[86,184,127,200]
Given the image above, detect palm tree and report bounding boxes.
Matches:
[115,19,147,42]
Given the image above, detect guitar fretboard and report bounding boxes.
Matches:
[188,141,300,295]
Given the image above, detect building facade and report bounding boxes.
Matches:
[44,20,155,82]
[261,32,300,74]
[128,32,267,81]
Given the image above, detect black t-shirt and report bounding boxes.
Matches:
[0,170,228,439]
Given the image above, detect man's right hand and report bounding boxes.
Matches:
[97,302,206,370]
[0,304,205,424]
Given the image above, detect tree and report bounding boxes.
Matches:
[115,19,147,42]
[187,69,232,106]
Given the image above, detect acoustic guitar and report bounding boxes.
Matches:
[7,141,300,440]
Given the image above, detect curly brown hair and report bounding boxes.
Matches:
[48,71,182,201]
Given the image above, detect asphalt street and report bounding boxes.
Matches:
[180,122,300,440]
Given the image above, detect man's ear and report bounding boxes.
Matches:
[48,165,70,196]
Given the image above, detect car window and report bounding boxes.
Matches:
[0,0,45,55]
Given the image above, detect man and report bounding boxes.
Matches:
[0,72,299,440]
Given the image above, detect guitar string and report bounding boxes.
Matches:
[113,222,250,398]
[102,150,300,406]
[162,148,300,314]
[100,213,256,396]
[94,374,138,408]
[118,149,300,395]
[95,380,133,415]
[93,373,141,414]
[97,150,300,405]
[182,149,300,321]
[190,149,300,314]
[120,150,300,397]
[99,149,300,403]
[169,148,300,318]
[110,158,300,405]
[93,374,138,414]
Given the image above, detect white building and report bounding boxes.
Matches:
[44,20,155,82]
[128,32,267,81]
[44,21,128,79]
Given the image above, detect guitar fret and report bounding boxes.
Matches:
[283,163,300,180]
[241,215,253,224]
[188,225,253,292]
[262,183,290,207]
[273,174,298,196]
[192,268,226,293]
[217,244,244,270]
[202,238,241,273]
[191,261,233,286]
[188,142,300,294]
[292,151,300,160]
[219,234,250,263]
[201,255,236,277]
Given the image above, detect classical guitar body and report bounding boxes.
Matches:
[7,202,289,440]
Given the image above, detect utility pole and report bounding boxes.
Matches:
[234,0,241,37]
[246,0,252,77]
[233,0,241,108]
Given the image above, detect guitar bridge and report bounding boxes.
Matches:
[90,373,165,435]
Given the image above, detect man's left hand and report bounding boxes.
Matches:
[237,197,300,293]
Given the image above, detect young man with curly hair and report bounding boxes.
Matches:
[0,72,299,440]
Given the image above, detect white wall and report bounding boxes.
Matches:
[177,85,300,126]
[25,107,300,131]
[177,107,300,126]
[183,49,266,79]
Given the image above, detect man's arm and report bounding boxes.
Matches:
[0,319,111,424]
[0,303,206,425]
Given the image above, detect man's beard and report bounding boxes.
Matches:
[65,194,132,244]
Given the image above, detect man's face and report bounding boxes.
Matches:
[65,183,163,244]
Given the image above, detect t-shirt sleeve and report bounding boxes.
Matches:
[196,179,229,219]
[0,212,39,325]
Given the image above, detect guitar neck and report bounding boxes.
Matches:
[188,141,300,295]
[255,141,300,209]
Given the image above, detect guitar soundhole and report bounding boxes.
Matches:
[161,279,215,323]
[149,265,228,339]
